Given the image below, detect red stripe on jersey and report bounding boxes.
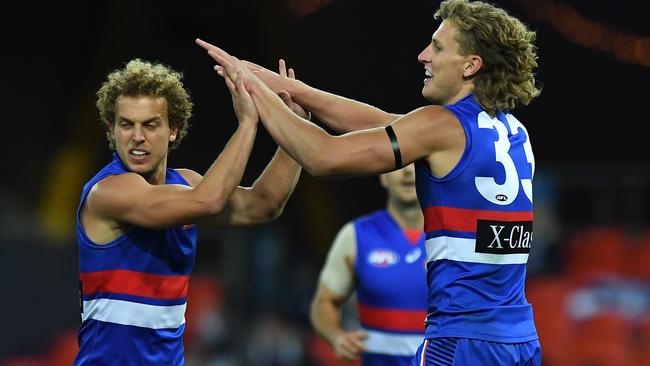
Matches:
[80,269,189,299]
[358,303,426,332]
[423,206,533,233]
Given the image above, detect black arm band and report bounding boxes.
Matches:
[385,125,403,170]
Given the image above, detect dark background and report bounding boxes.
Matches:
[0,0,648,364]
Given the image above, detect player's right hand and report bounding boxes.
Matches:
[333,330,368,362]
[243,60,298,95]
[221,69,258,127]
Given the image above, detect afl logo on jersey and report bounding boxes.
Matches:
[495,194,508,202]
[368,250,399,267]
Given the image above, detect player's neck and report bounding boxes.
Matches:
[444,86,474,106]
[144,158,168,185]
[387,201,422,230]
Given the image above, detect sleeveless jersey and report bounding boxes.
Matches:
[415,94,538,343]
[354,210,428,366]
[74,153,197,365]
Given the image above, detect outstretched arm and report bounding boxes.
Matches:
[244,59,401,133]
[310,222,367,362]
[251,85,397,177]
[196,39,464,179]
[196,40,398,132]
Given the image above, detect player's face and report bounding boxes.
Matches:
[381,164,418,205]
[111,96,177,182]
[418,20,469,105]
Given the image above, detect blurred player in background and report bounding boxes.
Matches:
[311,164,427,365]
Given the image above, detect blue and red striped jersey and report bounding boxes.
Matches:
[74,154,197,365]
[416,94,538,342]
[354,210,428,366]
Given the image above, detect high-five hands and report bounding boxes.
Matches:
[241,59,300,96]
[276,59,310,120]
[196,38,258,90]
[196,38,309,120]
[222,67,258,126]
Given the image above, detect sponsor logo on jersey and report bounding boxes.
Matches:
[475,219,532,254]
[405,248,422,264]
[368,249,399,267]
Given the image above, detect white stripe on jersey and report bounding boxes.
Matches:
[363,328,422,356]
[82,298,186,329]
[425,236,529,265]
[420,339,429,366]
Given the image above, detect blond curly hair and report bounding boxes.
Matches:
[96,59,193,150]
[436,0,541,116]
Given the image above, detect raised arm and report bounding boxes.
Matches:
[182,61,306,227]
[244,59,400,133]
[85,71,258,230]
[310,222,367,362]
[176,147,299,228]
[196,40,398,132]
[250,83,464,178]
[196,40,465,179]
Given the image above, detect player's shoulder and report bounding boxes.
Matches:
[94,172,145,191]
[330,221,358,261]
[353,210,385,225]
[405,104,458,126]
[83,173,147,216]
[338,220,356,234]
[333,221,357,245]
[174,168,202,187]
[88,173,146,201]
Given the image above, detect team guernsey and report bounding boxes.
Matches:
[415,94,538,343]
[354,210,428,366]
[74,153,197,365]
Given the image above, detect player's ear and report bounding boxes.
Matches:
[169,125,178,143]
[463,54,482,78]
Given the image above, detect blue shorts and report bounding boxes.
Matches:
[410,338,541,366]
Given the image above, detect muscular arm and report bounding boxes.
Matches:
[251,81,464,178]
[243,60,401,132]
[197,40,465,179]
[178,147,301,227]
[294,84,401,132]
[310,223,367,362]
